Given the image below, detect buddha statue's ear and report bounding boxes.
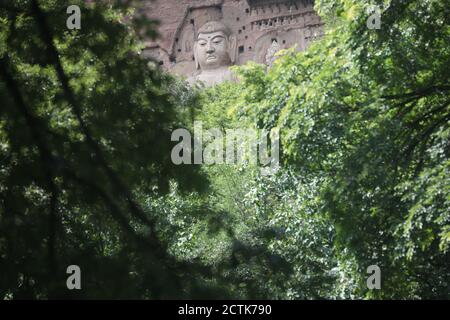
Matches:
[228,35,237,64]
[193,41,200,69]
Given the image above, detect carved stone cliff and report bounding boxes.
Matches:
[140,0,323,84]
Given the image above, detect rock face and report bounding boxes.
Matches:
[141,0,323,85]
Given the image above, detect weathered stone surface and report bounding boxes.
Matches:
[141,0,323,84]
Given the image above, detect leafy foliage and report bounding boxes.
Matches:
[192,0,450,298]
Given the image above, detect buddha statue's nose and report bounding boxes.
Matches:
[206,44,215,54]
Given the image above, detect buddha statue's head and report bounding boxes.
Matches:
[194,21,237,71]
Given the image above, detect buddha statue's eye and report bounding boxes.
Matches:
[213,37,223,44]
[198,40,207,46]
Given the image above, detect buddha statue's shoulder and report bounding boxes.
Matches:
[188,67,236,87]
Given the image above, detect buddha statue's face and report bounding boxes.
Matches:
[195,31,231,71]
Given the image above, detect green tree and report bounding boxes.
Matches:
[194,0,449,298]
[0,0,212,299]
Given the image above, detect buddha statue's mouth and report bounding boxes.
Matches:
[206,55,217,61]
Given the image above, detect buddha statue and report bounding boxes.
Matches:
[189,21,237,87]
